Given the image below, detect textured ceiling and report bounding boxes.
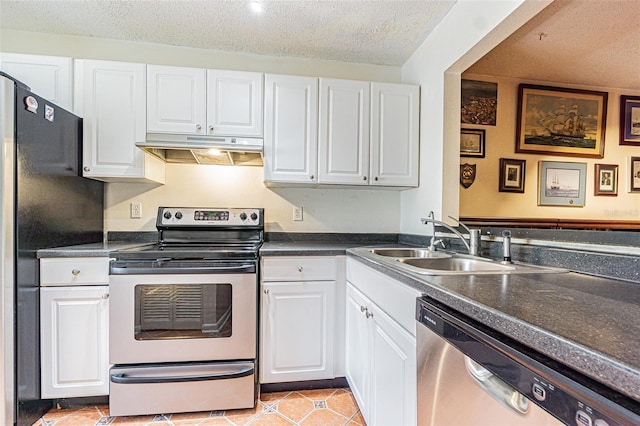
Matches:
[0,0,456,66]
[466,0,640,91]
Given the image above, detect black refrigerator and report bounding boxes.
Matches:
[0,72,105,425]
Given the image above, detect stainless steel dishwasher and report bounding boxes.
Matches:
[416,296,640,426]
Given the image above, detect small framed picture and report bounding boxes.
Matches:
[620,95,640,146]
[499,158,525,193]
[630,156,640,192]
[594,164,618,196]
[460,128,485,158]
[538,161,587,207]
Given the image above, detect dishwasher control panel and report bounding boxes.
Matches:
[416,298,640,426]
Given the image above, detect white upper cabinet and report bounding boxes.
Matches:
[370,82,419,187]
[206,70,263,137]
[264,74,318,183]
[318,78,370,185]
[75,60,164,183]
[0,53,73,110]
[147,65,263,138]
[147,65,207,134]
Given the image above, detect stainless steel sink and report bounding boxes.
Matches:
[365,247,568,275]
[396,256,567,275]
[369,248,451,258]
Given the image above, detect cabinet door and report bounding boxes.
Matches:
[260,281,335,383]
[77,60,164,183]
[147,65,206,134]
[318,78,370,185]
[345,283,371,421]
[370,82,419,187]
[207,70,263,137]
[0,53,72,110]
[369,304,417,426]
[40,286,110,398]
[264,74,318,183]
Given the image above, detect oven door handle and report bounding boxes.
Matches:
[110,263,256,275]
[110,365,254,384]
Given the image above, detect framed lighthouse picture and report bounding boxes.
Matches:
[516,84,608,158]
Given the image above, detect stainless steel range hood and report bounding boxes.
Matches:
[138,133,263,166]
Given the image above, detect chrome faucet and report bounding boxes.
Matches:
[421,211,471,254]
[447,215,481,256]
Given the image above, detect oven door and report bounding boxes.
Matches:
[109,273,256,364]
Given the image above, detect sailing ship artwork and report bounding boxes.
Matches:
[516,85,607,158]
[545,168,579,198]
[538,161,587,207]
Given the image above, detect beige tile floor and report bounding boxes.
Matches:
[33,388,366,426]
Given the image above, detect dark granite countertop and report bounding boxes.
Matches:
[347,246,640,404]
[37,241,152,258]
[260,241,366,256]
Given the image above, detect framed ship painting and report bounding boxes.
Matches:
[538,161,587,207]
[516,84,607,158]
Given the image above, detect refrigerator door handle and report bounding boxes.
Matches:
[110,365,254,384]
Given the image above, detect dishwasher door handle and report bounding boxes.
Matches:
[465,356,530,415]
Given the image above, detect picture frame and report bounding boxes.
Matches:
[538,161,587,207]
[460,128,485,158]
[630,156,640,193]
[499,158,526,193]
[461,79,497,125]
[620,95,640,146]
[594,164,618,196]
[516,84,607,158]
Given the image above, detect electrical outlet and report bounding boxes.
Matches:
[130,202,142,218]
[293,205,303,221]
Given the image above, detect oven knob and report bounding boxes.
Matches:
[175,211,183,220]
[163,211,172,220]
[240,212,247,220]
[250,212,258,221]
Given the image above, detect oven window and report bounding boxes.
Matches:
[134,283,232,340]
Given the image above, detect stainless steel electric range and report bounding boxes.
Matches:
[108,207,263,417]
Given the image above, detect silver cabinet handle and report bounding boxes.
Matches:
[297,266,303,272]
[196,124,202,131]
[71,269,80,276]
[374,176,379,181]
[83,167,90,172]
[102,293,109,300]
[208,125,214,132]
[365,311,373,319]
[310,175,314,180]
[363,176,367,181]
[465,357,529,414]
[264,289,270,295]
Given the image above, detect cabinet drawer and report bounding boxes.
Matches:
[262,256,336,281]
[40,257,110,286]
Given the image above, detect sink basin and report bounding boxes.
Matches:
[396,256,567,275]
[399,257,515,273]
[369,248,451,258]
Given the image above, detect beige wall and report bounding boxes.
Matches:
[399,0,552,235]
[1,29,403,233]
[459,73,640,221]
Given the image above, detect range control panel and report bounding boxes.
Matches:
[156,207,263,227]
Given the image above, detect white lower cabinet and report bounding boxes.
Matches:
[260,256,341,383]
[40,285,110,398]
[40,257,110,398]
[346,258,419,426]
